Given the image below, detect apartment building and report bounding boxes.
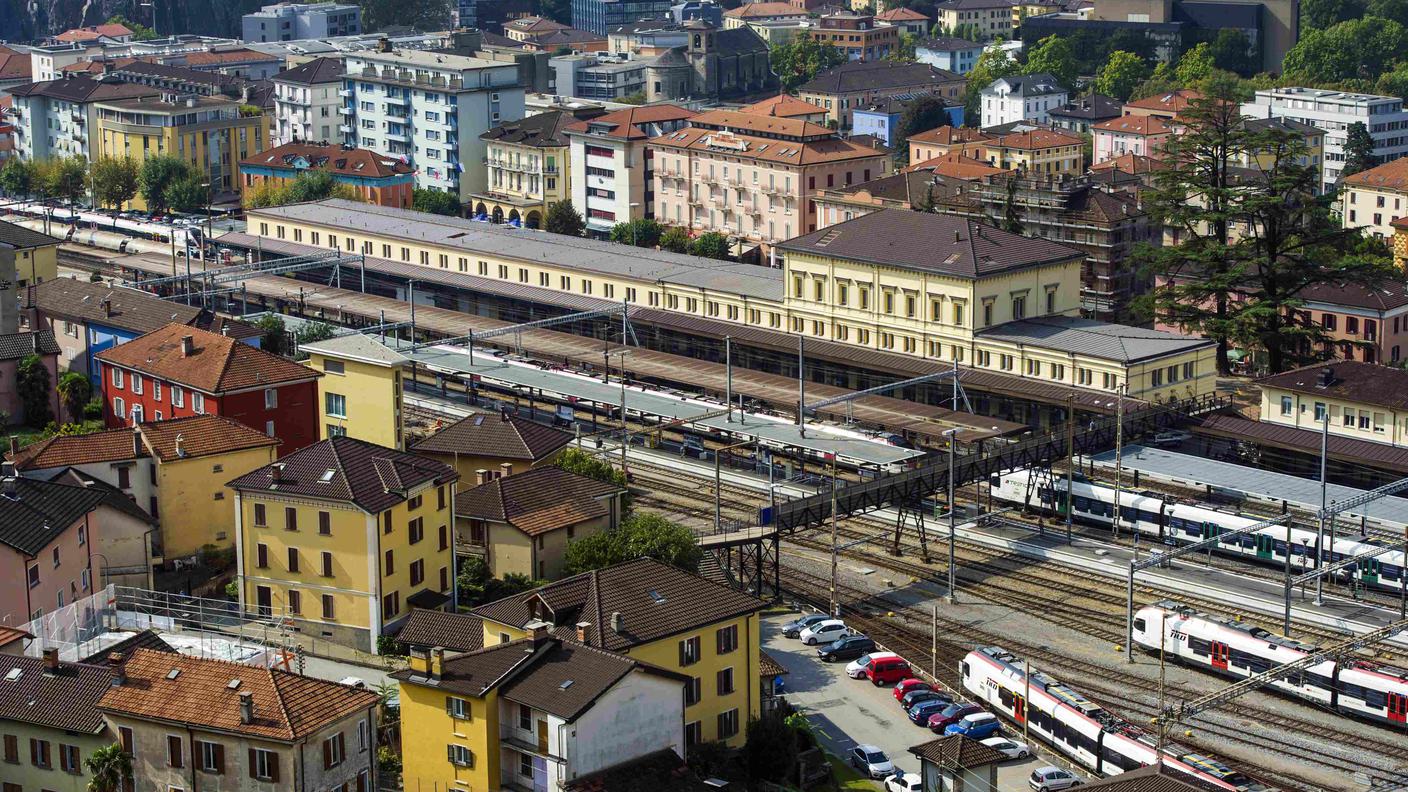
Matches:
[565,103,697,236]
[550,53,647,102]
[723,1,810,28]
[574,0,676,34]
[808,12,900,62]
[242,2,363,42]
[99,649,380,792]
[474,109,584,228]
[907,124,990,163]
[983,128,1083,173]
[300,333,409,449]
[933,0,1015,39]
[1092,114,1171,164]
[1258,361,1408,448]
[875,7,931,35]
[649,109,890,249]
[0,219,58,288]
[797,60,964,128]
[0,475,111,622]
[8,76,156,161]
[271,57,344,146]
[240,142,416,208]
[0,651,116,792]
[1242,87,1408,190]
[1340,157,1408,239]
[980,73,1068,129]
[1048,94,1123,134]
[230,437,459,652]
[915,37,986,75]
[343,46,526,201]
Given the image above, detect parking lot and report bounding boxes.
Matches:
[762,612,1065,791]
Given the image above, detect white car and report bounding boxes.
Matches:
[848,745,893,779]
[981,736,1030,759]
[885,771,922,792]
[845,651,899,679]
[1030,766,1081,791]
[799,619,850,645]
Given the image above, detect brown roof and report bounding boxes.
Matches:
[7,76,157,104]
[412,412,573,461]
[99,648,379,741]
[473,557,765,652]
[229,435,458,514]
[1090,152,1167,174]
[185,48,280,66]
[1194,414,1408,474]
[1298,279,1408,312]
[1343,157,1408,192]
[564,104,697,141]
[506,15,573,33]
[1123,88,1202,115]
[906,152,1005,180]
[908,125,992,147]
[986,128,1082,151]
[780,208,1082,277]
[78,629,176,664]
[1094,115,1171,136]
[877,7,930,19]
[907,734,1008,769]
[0,655,114,734]
[24,277,257,337]
[9,427,143,469]
[564,749,713,792]
[725,2,809,18]
[650,125,887,166]
[738,94,824,119]
[0,218,60,250]
[396,609,484,652]
[759,649,788,677]
[1079,762,1229,791]
[1257,360,1408,411]
[455,466,622,536]
[55,23,133,41]
[0,625,31,647]
[94,323,319,394]
[395,638,541,698]
[0,47,31,81]
[138,414,281,461]
[241,142,414,179]
[688,108,833,138]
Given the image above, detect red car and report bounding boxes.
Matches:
[893,679,931,702]
[927,703,983,733]
[866,656,913,686]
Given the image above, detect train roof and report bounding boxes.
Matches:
[1145,602,1318,653]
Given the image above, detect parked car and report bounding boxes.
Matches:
[907,699,950,726]
[1030,767,1081,791]
[901,689,951,710]
[1150,429,1192,447]
[865,656,913,686]
[799,619,850,646]
[944,712,1002,740]
[848,745,894,779]
[928,702,984,733]
[782,614,829,638]
[846,651,899,678]
[819,635,875,662]
[893,678,931,702]
[885,772,923,792]
[981,737,1030,760]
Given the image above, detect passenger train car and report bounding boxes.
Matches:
[992,470,1407,593]
[961,646,1269,791]
[1134,602,1408,729]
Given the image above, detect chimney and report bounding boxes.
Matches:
[500,409,511,422]
[429,647,445,679]
[180,335,194,357]
[109,654,126,686]
[2,461,15,499]
[377,36,392,53]
[175,433,186,458]
[7,435,16,458]
[576,621,591,642]
[499,462,513,478]
[239,691,254,724]
[132,427,142,459]
[270,463,284,485]
[101,298,111,317]
[475,468,489,485]
[1317,365,1335,388]
[31,334,38,353]
[953,229,961,243]
[525,619,552,646]
[42,647,59,672]
[610,611,624,633]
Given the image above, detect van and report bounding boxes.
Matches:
[945,712,1001,740]
[865,657,913,687]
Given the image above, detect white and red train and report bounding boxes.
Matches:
[1134,601,1408,730]
[961,646,1270,791]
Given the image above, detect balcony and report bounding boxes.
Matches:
[338,106,353,115]
[338,124,353,134]
[338,88,353,98]
[385,132,409,143]
[383,93,408,106]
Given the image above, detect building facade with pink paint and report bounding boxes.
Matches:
[0,476,108,624]
[1091,115,1171,165]
[647,109,890,253]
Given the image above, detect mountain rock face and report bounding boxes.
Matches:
[1,0,264,44]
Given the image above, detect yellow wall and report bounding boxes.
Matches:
[14,243,58,287]
[464,512,611,580]
[423,450,563,485]
[399,674,501,792]
[96,112,267,210]
[0,721,106,792]
[157,443,279,559]
[986,142,1082,174]
[1261,385,1408,447]
[308,350,405,449]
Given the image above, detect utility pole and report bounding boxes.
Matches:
[1114,385,1125,544]
[829,453,839,618]
[1316,411,1329,604]
[725,336,732,424]
[945,428,958,603]
[797,336,806,437]
[1065,394,1074,542]
[618,350,629,476]
[930,604,937,679]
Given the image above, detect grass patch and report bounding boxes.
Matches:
[826,753,880,790]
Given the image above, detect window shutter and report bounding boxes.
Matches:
[213,744,225,774]
[41,740,50,768]
[357,770,368,792]
[678,639,685,666]
[337,733,346,760]
[248,749,257,779]
[323,739,332,770]
[119,727,133,754]
[28,738,36,766]
[445,696,454,716]
[268,753,279,783]
[447,744,455,763]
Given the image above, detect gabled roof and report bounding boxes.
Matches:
[1089,152,1167,175]
[1343,157,1408,192]
[32,467,155,525]
[455,466,623,536]
[688,108,832,138]
[0,46,32,81]
[185,48,280,66]
[272,57,345,85]
[0,477,109,555]
[1077,762,1223,791]
[724,2,808,18]
[240,143,414,179]
[55,23,133,42]
[1257,360,1408,412]
[780,208,1082,278]
[1297,280,1408,312]
[1093,115,1171,136]
[985,128,1082,150]
[7,75,157,104]
[908,125,991,147]
[480,109,578,148]
[0,330,60,361]
[650,124,886,166]
[564,104,698,141]
[94,323,319,394]
[906,152,1005,180]
[9,426,143,470]
[877,6,930,20]
[506,16,573,33]
[983,73,1066,98]
[908,734,1008,769]
[138,414,282,462]
[1049,93,1121,121]
[26,277,206,335]
[396,608,484,652]
[98,648,379,742]
[0,655,114,734]
[564,749,713,792]
[935,0,1016,8]
[473,557,765,652]
[1123,88,1201,115]
[411,412,572,461]
[738,94,824,119]
[799,60,961,95]
[300,332,410,366]
[976,316,1211,363]
[227,436,458,514]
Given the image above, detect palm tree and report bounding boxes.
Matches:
[57,371,92,425]
[85,743,132,792]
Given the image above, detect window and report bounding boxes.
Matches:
[519,702,532,730]
[1315,402,1327,421]
[325,393,347,418]
[409,517,425,544]
[322,594,335,619]
[322,733,346,769]
[285,507,298,531]
[167,734,184,768]
[447,745,474,767]
[253,503,267,526]
[198,741,224,774]
[256,543,269,568]
[322,551,333,577]
[59,742,80,773]
[153,380,161,402]
[193,392,205,413]
[324,360,345,375]
[319,511,331,535]
[287,547,299,573]
[1012,295,1026,320]
[1281,396,1293,416]
[172,386,184,407]
[446,696,471,719]
[251,748,278,781]
[30,737,51,768]
[288,590,301,614]
[2,734,15,763]
[358,720,369,752]
[717,708,740,739]
[717,667,734,695]
[679,635,701,666]
[716,624,738,654]
[410,559,424,586]
[408,494,422,511]
[111,367,124,389]
[113,397,125,419]
[439,524,448,551]
[384,549,394,576]
[685,722,702,747]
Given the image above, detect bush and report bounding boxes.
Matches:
[561,511,701,575]
[376,634,405,657]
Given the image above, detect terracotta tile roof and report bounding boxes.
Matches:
[1343,157,1408,192]
[688,108,833,138]
[1297,279,1408,311]
[1123,88,1201,115]
[738,94,824,119]
[908,734,1007,769]
[564,104,697,141]
[455,466,622,536]
[1094,115,1171,136]
[0,625,32,647]
[877,6,930,19]
[986,128,1082,150]
[725,2,809,18]
[99,649,379,741]
[411,412,572,461]
[0,655,113,733]
[0,47,31,81]
[0,478,109,555]
[396,609,484,652]
[473,557,765,652]
[1257,360,1408,412]
[9,427,142,470]
[906,152,1005,180]
[26,277,206,334]
[1089,152,1167,175]
[94,323,319,394]
[759,649,788,677]
[138,414,281,461]
[185,48,280,66]
[506,15,573,33]
[240,143,414,179]
[54,23,133,42]
[909,125,992,147]
[228,436,458,514]
[651,125,887,166]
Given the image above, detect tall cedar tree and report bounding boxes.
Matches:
[1138,76,1393,374]
[1340,122,1377,181]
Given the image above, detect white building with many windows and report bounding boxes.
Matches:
[272,57,345,146]
[1242,87,1408,191]
[563,103,696,237]
[979,73,1068,130]
[342,46,525,200]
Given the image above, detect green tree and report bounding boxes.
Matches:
[1206,29,1255,76]
[1022,35,1078,90]
[1341,122,1377,181]
[1282,16,1408,83]
[770,37,846,92]
[555,447,628,488]
[688,231,731,259]
[90,157,140,210]
[894,94,952,163]
[85,743,133,792]
[1301,0,1364,30]
[43,156,88,208]
[105,14,158,40]
[544,200,585,236]
[561,511,701,575]
[540,0,572,23]
[359,0,453,32]
[412,188,462,216]
[56,371,92,425]
[618,91,646,105]
[1369,0,1408,25]
[1376,62,1408,101]
[139,155,196,213]
[660,225,691,253]
[166,176,208,213]
[1092,50,1148,101]
[887,32,919,62]
[17,354,52,428]
[745,711,802,783]
[255,315,288,357]
[295,321,336,346]
[1174,42,1216,85]
[963,48,1018,126]
[609,217,664,248]
[0,158,33,197]
[456,555,545,606]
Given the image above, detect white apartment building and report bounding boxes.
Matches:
[980,73,1068,130]
[272,57,344,145]
[1242,87,1408,191]
[28,44,89,82]
[7,76,156,161]
[342,46,525,200]
[564,104,696,236]
[242,2,362,42]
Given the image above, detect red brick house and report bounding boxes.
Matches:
[95,324,321,455]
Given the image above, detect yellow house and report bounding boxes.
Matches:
[411,412,574,484]
[93,93,267,210]
[983,129,1083,174]
[1340,152,1408,240]
[472,557,765,749]
[470,109,579,229]
[229,435,460,653]
[1257,360,1408,448]
[302,333,409,449]
[0,219,60,287]
[0,651,115,792]
[1241,117,1324,192]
